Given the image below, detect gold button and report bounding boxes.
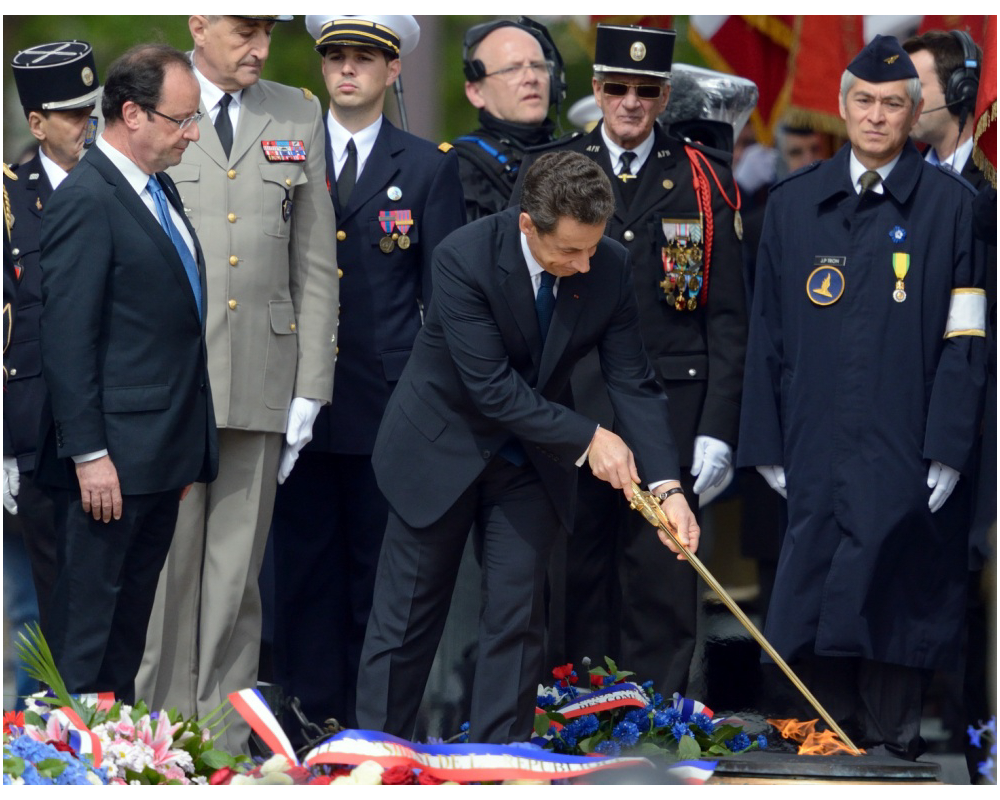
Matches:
[336,230,346,241]
[229,255,238,266]
[228,299,237,310]
[663,179,674,190]
[285,178,292,187]
[392,232,399,240]
[227,169,237,179]
[227,212,236,223]
[290,322,296,331]
[335,346,340,355]
[337,268,344,278]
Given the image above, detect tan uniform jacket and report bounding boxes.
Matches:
[169,80,338,432]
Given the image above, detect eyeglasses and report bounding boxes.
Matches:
[484,60,553,82]
[146,107,204,131]
[601,82,664,100]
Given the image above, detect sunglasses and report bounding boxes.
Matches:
[601,82,664,100]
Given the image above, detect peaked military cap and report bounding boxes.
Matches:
[306,15,420,58]
[593,24,675,79]
[11,40,100,111]
[846,34,918,82]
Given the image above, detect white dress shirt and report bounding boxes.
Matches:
[600,124,655,176]
[327,112,382,181]
[849,149,902,195]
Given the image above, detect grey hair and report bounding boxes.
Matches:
[839,69,922,115]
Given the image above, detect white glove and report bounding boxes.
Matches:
[698,464,735,509]
[927,461,960,513]
[756,464,787,498]
[691,435,733,495]
[3,455,20,515]
[277,397,321,485]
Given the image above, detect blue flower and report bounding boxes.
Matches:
[672,723,695,740]
[969,724,983,748]
[690,712,714,734]
[595,740,621,757]
[575,715,600,738]
[756,734,768,750]
[654,708,681,729]
[641,680,654,691]
[889,226,907,244]
[651,692,664,708]
[727,732,751,752]
[624,708,651,733]
[978,756,995,780]
[536,694,555,708]
[612,721,641,748]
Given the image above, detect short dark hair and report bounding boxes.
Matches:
[102,43,193,124]
[903,31,982,99]
[520,151,614,234]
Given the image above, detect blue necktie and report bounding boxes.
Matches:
[147,176,202,319]
[536,271,557,344]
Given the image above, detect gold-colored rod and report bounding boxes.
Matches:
[628,481,862,755]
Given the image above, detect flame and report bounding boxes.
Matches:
[767,718,865,756]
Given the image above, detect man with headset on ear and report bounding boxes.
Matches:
[903,30,985,188]
[453,17,565,221]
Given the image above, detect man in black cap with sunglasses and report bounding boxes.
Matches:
[515,23,747,701]
[454,17,564,221]
[738,35,985,759]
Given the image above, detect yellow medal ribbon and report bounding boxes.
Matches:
[892,252,910,280]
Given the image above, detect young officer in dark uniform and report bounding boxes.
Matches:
[453,17,563,221]
[3,41,101,632]
[514,24,747,698]
[270,14,465,735]
[738,36,985,759]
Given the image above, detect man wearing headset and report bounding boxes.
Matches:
[453,17,564,221]
[903,30,985,188]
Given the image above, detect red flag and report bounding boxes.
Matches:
[972,15,996,187]
[689,15,794,145]
[784,16,865,136]
[918,15,988,46]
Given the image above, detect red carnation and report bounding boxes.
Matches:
[552,663,574,680]
[418,771,447,785]
[381,765,418,785]
[591,674,605,687]
[209,767,237,785]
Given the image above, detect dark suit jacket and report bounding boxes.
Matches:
[36,144,218,494]
[515,124,747,465]
[372,207,679,531]
[4,152,53,471]
[309,118,465,454]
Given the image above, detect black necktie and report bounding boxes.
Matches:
[338,138,358,208]
[859,169,881,195]
[215,93,234,159]
[618,151,638,206]
[536,271,557,344]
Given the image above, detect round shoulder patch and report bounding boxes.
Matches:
[807,266,845,306]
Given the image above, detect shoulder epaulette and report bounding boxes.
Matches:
[438,142,454,153]
[300,87,314,101]
[3,163,16,181]
[771,160,823,191]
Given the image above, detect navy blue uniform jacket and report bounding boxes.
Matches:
[308,118,465,455]
[373,207,680,531]
[738,141,986,670]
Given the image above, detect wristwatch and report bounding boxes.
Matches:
[655,486,685,501]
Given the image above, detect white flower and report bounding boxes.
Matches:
[259,754,291,775]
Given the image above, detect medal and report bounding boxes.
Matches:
[387,186,402,201]
[892,252,910,303]
[734,209,744,241]
[675,295,687,311]
[378,210,397,254]
[379,236,395,253]
[391,209,414,251]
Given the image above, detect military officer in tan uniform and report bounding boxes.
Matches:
[137,15,339,754]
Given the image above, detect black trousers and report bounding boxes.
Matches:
[271,452,387,732]
[46,485,179,704]
[565,469,699,695]
[4,472,58,633]
[357,457,560,744]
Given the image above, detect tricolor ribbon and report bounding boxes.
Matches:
[671,692,714,721]
[227,688,300,766]
[50,706,103,768]
[304,729,653,782]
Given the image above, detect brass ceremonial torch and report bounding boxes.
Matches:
[628,482,862,755]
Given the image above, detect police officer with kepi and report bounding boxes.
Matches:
[453,17,565,221]
[514,24,747,698]
[4,40,101,633]
[738,35,986,759]
[270,14,465,735]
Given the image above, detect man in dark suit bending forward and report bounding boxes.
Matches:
[37,44,218,703]
[356,151,698,744]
